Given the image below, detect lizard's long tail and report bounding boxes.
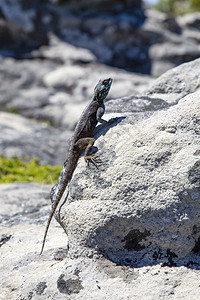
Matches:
[40,206,56,255]
[40,186,69,255]
[40,153,79,255]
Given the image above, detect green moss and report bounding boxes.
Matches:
[190,0,200,11]
[0,155,62,184]
[154,0,200,15]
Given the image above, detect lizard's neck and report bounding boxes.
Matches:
[92,95,104,103]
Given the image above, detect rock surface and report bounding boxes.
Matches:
[1,183,200,300]
[147,57,200,105]
[1,59,200,299]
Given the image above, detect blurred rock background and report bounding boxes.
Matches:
[0,0,200,75]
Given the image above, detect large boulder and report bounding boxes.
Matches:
[146,57,200,105]
[60,87,200,266]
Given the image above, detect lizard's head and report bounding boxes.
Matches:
[94,78,112,102]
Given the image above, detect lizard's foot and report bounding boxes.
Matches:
[85,154,102,168]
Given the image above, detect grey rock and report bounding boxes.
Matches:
[181,28,200,43]
[106,95,168,114]
[6,88,50,111]
[0,55,55,108]
[146,57,200,105]
[43,65,87,89]
[0,112,71,165]
[1,1,35,33]
[38,35,96,64]
[0,183,51,226]
[144,9,200,76]
[150,41,200,63]
[0,45,154,128]
[177,12,200,31]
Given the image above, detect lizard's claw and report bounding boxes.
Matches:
[85,154,102,168]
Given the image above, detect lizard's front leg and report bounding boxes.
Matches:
[96,104,119,125]
[96,104,108,125]
[75,137,101,167]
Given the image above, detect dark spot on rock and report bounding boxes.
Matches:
[163,16,182,34]
[122,186,136,196]
[193,118,200,134]
[25,291,33,300]
[193,150,200,156]
[188,160,200,185]
[0,234,11,247]
[154,151,172,167]
[124,258,132,264]
[35,282,47,295]
[94,176,112,189]
[57,274,83,295]
[166,249,177,266]
[161,249,177,267]
[192,236,200,253]
[122,229,150,251]
[96,257,138,282]
[192,224,198,235]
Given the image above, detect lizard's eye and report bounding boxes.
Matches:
[103,80,108,85]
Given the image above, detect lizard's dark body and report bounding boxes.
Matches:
[40,78,113,254]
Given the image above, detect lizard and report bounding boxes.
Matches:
[40,78,115,255]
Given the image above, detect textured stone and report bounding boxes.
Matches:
[1,169,200,299]
[147,58,200,105]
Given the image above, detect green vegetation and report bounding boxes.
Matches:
[154,0,200,15]
[0,155,62,184]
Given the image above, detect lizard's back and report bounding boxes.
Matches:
[72,100,100,143]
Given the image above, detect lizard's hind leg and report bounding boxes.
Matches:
[84,138,102,168]
[75,137,101,168]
